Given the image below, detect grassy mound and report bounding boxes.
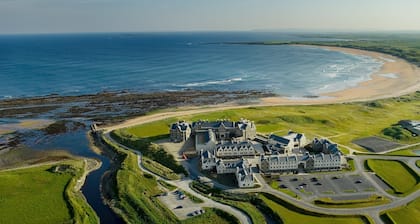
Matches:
[382,125,414,141]
[366,159,419,195]
[259,193,370,224]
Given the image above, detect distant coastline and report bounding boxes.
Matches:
[2,33,420,112]
[260,45,420,105]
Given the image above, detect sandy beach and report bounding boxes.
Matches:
[260,45,420,105]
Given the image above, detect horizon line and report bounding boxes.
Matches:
[1,29,420,36]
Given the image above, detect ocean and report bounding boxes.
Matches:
[0,32,382,99]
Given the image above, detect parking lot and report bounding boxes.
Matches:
[274,173,379,200]
[158,189,204,220]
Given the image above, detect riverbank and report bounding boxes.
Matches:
[0,158,99,224]
[260,45,420,105]
[74,158,102,192]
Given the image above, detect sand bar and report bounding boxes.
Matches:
[260,45,420,105]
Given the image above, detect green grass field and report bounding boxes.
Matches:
[259,194,369,224]
[366,159,419,195]
[417,160,420,168]
[0,160,98,224]
[383,197,420,224]
[122,92,420,154]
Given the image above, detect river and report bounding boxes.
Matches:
[25,123,124,224]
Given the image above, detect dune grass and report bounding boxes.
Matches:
[122,92,420,154]
[259,194,369,224]
[383,197,420,224]
[366,159,419,196]
[142,156,180,180]
[0,160,98,224]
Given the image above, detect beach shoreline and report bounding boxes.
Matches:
[260,45,420,105]
[0,45,419,125]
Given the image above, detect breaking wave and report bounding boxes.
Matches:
[174,77,243,87]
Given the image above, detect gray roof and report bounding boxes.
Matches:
[171,122,190,131]
[192,120,235,129]
[201,150,214,159]
[264,154,298,162]
[269,134,290,144]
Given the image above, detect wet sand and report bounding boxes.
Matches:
[260,45,420,105]
[0,119,54,135]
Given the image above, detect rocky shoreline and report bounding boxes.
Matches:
[0,90,273,123]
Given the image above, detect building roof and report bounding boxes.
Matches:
[262,154,298,163]
[192,120,235,129]
[269,134,290,145]
[171,121,190,131]
[201,149,215,159]
[216,141,254,150]
[312,152,341,161]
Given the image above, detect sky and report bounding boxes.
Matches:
[0,0,419,34]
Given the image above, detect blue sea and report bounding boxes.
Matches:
[0,32,382,99]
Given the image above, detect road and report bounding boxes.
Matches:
[100,107,420,224]
[377,142,420,154]
[104,132,252,224]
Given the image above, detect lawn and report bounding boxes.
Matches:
[0,160,98,224]
[366,159,419,195]
[121,92,420,154]
[181,208,239,224]
[417,160,420,168]
[383,197,420,224]
[386,145,420,156]
[259,194,369,224]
